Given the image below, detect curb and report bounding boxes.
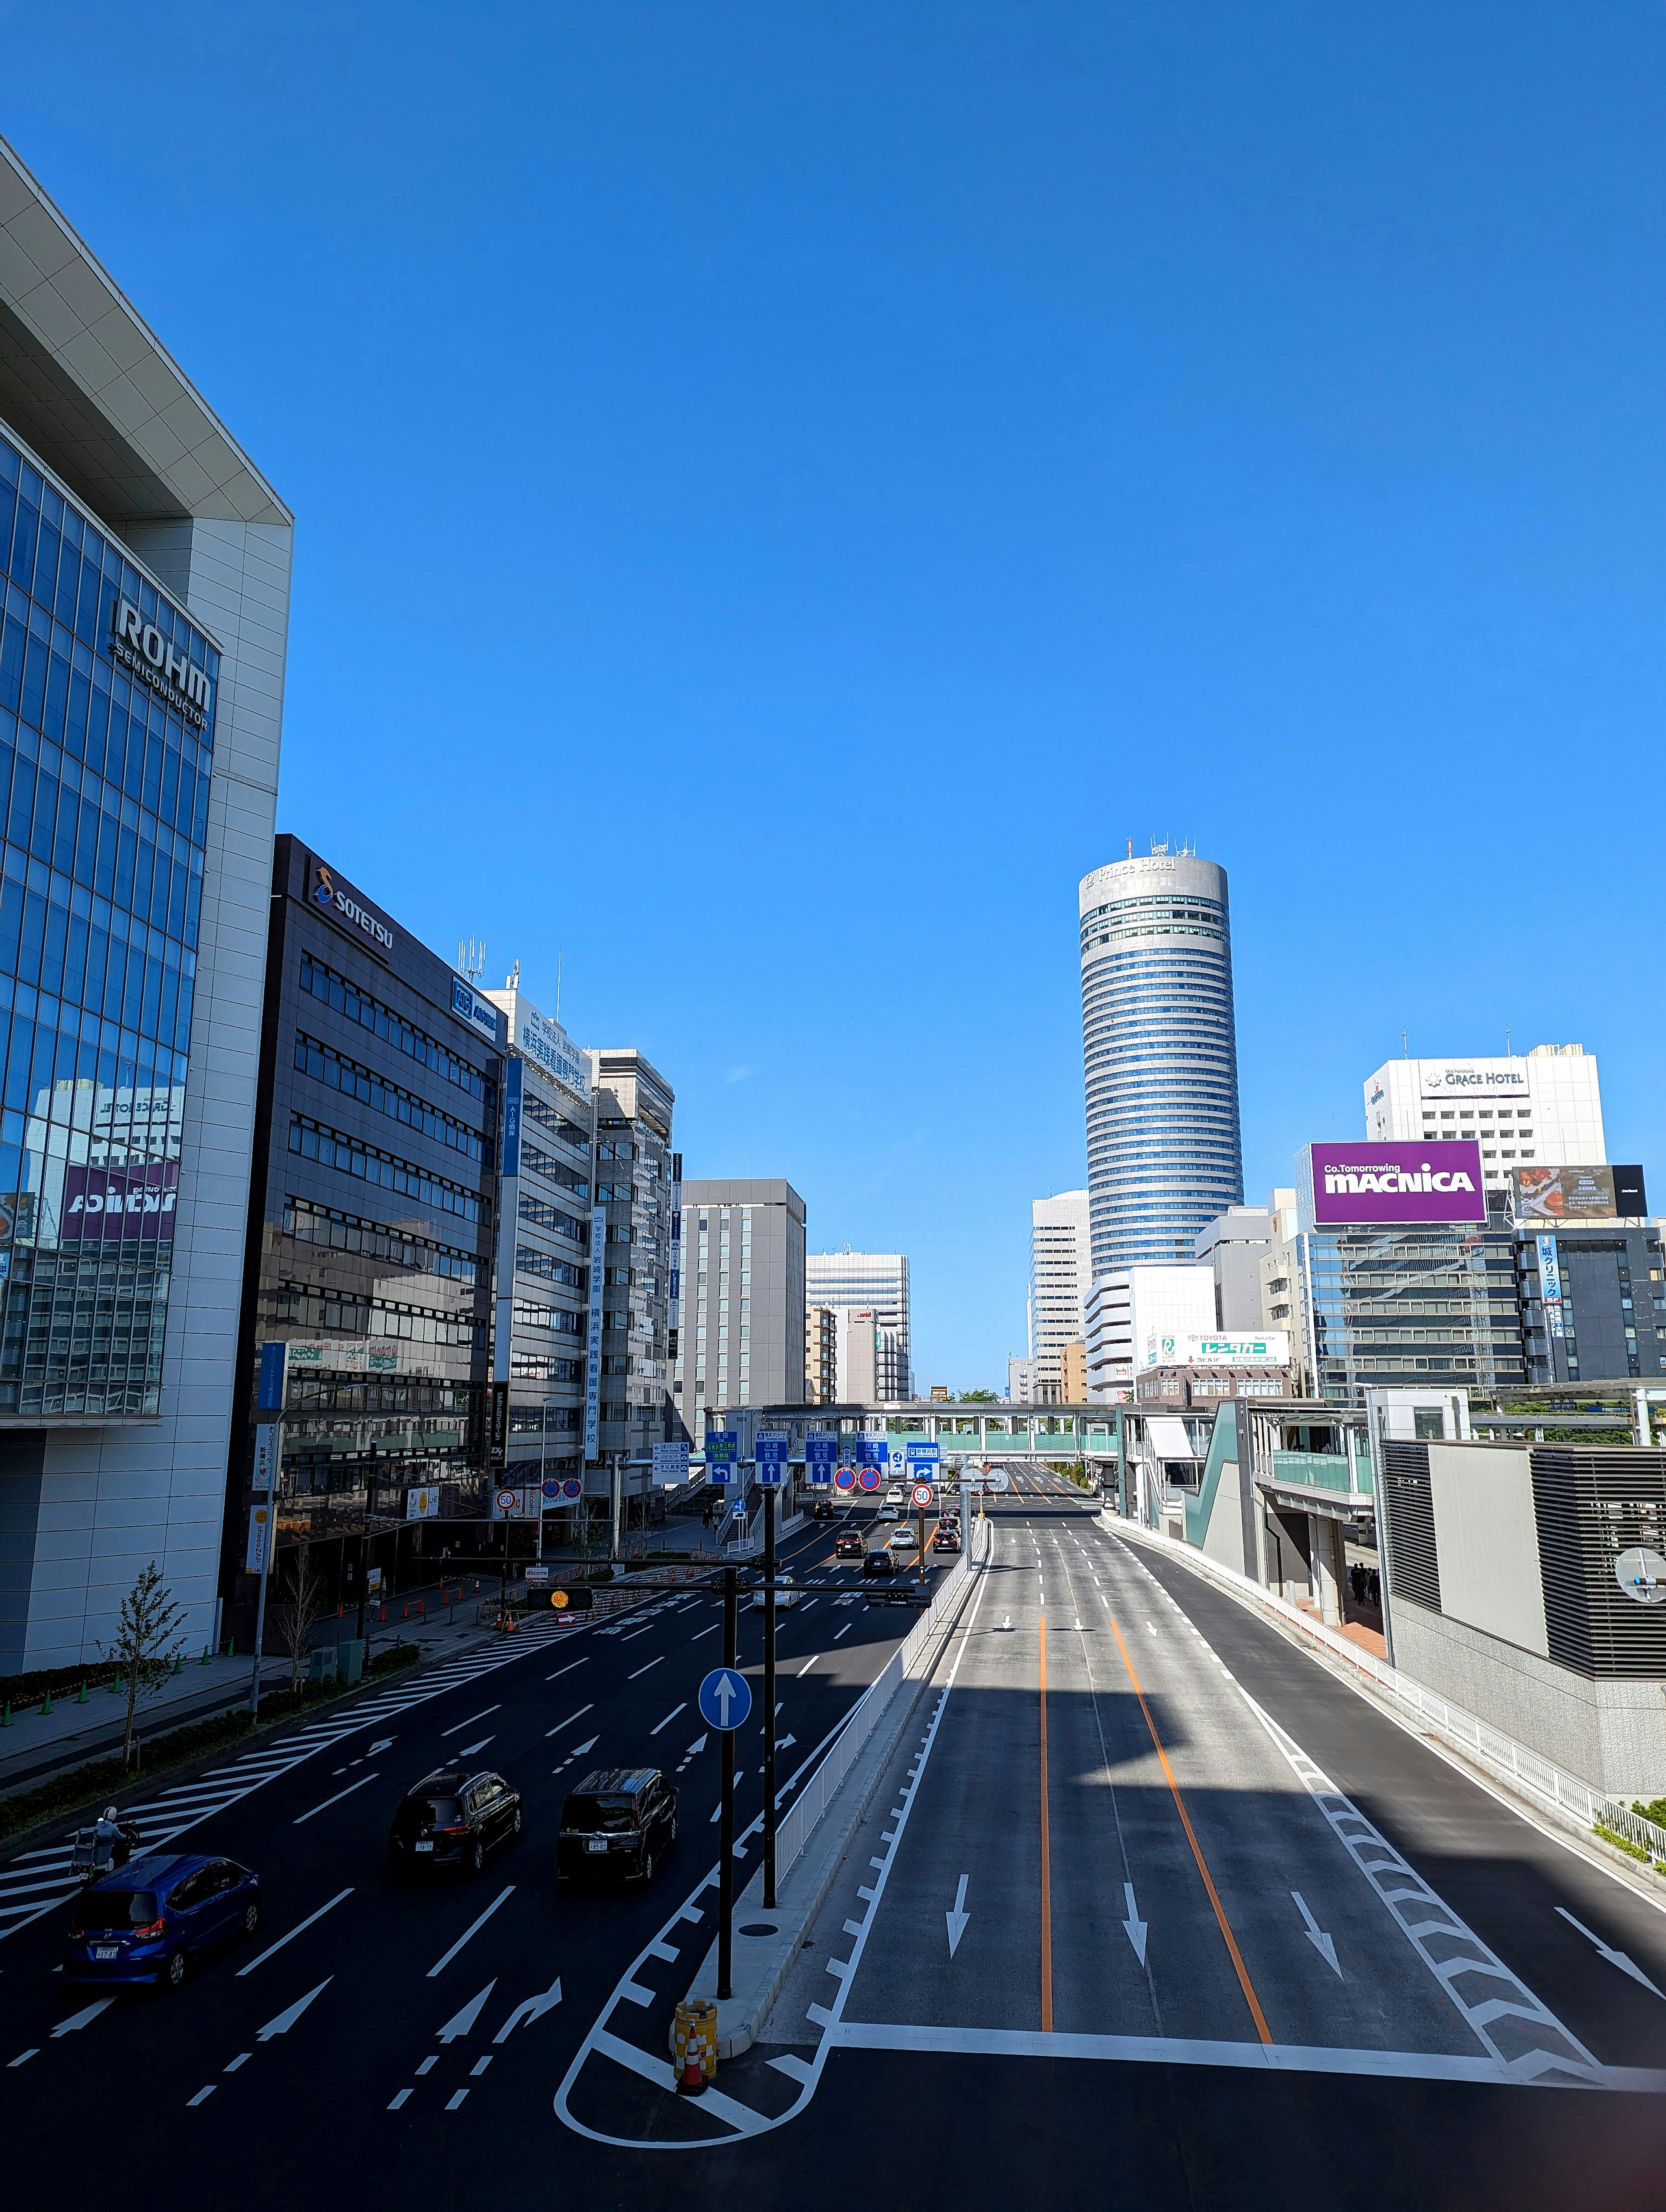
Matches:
[678,1549,987,2060]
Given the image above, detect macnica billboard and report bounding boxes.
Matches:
[1302,1140,1486,1228]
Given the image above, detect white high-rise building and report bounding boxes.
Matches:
[1028,1190,1091,1403]
[1084,1266,1217,1399]
[1363,1045,1605,1200]
[807,1248,911,1398]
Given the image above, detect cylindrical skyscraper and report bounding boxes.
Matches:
[1079,848,1243,1278]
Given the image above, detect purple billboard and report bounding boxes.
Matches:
[1307,1140,1485,1227]
[62,1162,178,1241]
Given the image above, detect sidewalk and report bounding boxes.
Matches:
[0,1653,290,1800]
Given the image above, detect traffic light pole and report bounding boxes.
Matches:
[763,1484,778,1908]
[718,1564,738,2001]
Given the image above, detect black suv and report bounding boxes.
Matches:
[387,1767,522,1879]
[861,1544,897,1577]
[557,1768,678,1885]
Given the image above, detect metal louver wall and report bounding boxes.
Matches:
[1530,1449,1666,1680]
[1379,1441,1441,1614]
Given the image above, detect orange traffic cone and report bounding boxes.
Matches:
[679,2050,705,2096]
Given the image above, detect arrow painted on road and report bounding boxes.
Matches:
[368,1738,396,1754]
[257,1979,332,2041]
[50,1998,113,2038]
[774,1733,797,1751]
[1556,1907,1665,1998]
[437,1981,497,2042]
[1291,1892,1341,1977]
[1121,1884,1148,1967]
[569,1737,598,1757]
[945,1875,971,1957]
[493,1976,562,2043]
[685,1735,708,1757]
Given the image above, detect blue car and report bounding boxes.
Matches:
[62,1853,261,1993]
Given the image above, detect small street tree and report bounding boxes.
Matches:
[278,1548,329,1693]
[101,1561,189,1770]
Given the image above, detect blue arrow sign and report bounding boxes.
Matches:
[697,1667,753,1732]
[754,1430,790,1488]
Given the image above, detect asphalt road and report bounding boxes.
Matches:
[5,1487,1664,2210]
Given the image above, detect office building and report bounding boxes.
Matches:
[1364,1045,1605,1202]
[225,843,498,1626]
[586,1050,674,1492]
[1079,847,1243,1278]
[1517,1212,1664,1385]
[1194,1203,1284,1331]
[1059,1339,1087,1400]
[672,1178,806,1420]
[807,1247,911,1397]
[0,142,292,1670]
[1027,1188,1090,1402]
[835,1307,902,1403]
[483,978,594,1494]
[1278,1141,1527,1404]
[804,1302,839,1405]
[1007,1355,1036,1405]
[1083,1265,1217,1398]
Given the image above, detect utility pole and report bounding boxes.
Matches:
[249,1342,288,1719]
[718,1565,738,2000]
[762,1484,778,1907]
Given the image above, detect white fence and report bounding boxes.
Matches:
[773,1519,989,1879]
[1106,1512,1666,1871]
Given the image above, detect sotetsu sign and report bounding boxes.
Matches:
[1309,1140,1485,1227]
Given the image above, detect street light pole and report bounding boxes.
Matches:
[762,1482,778,1908]
[718,1564,738,2000]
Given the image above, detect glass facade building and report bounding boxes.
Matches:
[1079,850,1243,1276]
[587,1048,676,1502]
[1297,1223,1528,1404]
[0,430,213,1416]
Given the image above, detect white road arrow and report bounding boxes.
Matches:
[368,1738,396,1754]
[256,1978,332,2041]
[775,1734,797,1751]
[50,1998,114,2038]
[437,1980,497,2042]
[1557,1907,1666,1999]
[493,1976,562,2043]
[685,1735,708,1757]
[1121,1883,1148,1967]
[945,1875,970,1957]
[569,1737,598,1757]
[1292,1892,1341,1977]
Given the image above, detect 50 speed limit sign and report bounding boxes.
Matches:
[911,1482,935,1508]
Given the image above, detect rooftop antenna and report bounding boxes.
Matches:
[1402,1027,1409,1058]
[457,935,486,985]
[1126,838,1132,858]
[1505,1024,1512,1055]
[506,957,521,991]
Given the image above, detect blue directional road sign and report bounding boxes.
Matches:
[754,1430,790,1488]
[805,1433,839,1486]
[706,1431,739,1485]
[906,1440,941,1466]
[697,1666,753,1732]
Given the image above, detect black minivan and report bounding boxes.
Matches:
[387,1767,522,1879]
[557,1768,678,1885]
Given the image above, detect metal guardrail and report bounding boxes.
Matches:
[1105,1512,1666,1872]
[772,1518,990,1880]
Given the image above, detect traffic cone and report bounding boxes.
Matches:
[200,1646,210,1665]
[1,1702,10,1727]
[679,2049,706,2095]
[173,1652,182,1674]
[76,1680,87,1704]
[41,1688,51,1715]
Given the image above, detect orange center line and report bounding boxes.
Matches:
[1039,1612,1053,2031]
[1108,1615,1273,2045]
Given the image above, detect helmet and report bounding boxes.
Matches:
[100,1806,118,1821]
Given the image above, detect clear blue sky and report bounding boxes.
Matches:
[7,6,1664,1390]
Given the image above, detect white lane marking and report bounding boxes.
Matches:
[457,1738,495,1755]
[649,1703,688,1737]
[256,1980,332,2040]
[548,1659,589,1680]
[427,1887,515,1978]
[224,2053,250,2072]
[445,2089,469,2110]
[8,2048,39,2067]
[797,1656,821,1678]
[826,2018,1666,2088]
[494,1976,562,2042]
[1292,1891,1341,1977]
[834,1626,851,1641]
[471,2055,492,2076]
[1236,1685,1598,2083]
[437,1981,497,2041]
[1555,1907,1666,1999]
[237,1886,354,1975]
[628,1657,663,1680]
[187,2086,215,2107]
[546,1705,595,1738]
[691,1625,720,1640]
[442,1706,501,1738]
[294,1773,380,1825]
[416,2056,437,2075]
[387,2088,412,2109]
[1122,1883,1148,1965]
[945,1875,970,1957]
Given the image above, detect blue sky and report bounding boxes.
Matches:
[6,5,1664,1389]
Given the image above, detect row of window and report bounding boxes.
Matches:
[294,1033,489,1166]
[521,1091,589,1150]
[298,952,492,1106]
[288,1115,485,1224]
[0,734,205,938]
[270,1283,483,1348]
[0,894,193,1068]
[517,1192,586,1243]
[513,1299,585,1335]
[281,1196,479,1285]
[515,1244,585,1290]
[521,1142,589,1197]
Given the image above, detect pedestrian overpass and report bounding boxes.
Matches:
[699,1401,1124,1467]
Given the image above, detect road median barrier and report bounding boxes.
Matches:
[675,1521,991,2060]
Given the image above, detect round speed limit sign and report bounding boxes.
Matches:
[911,1482,935,1508]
